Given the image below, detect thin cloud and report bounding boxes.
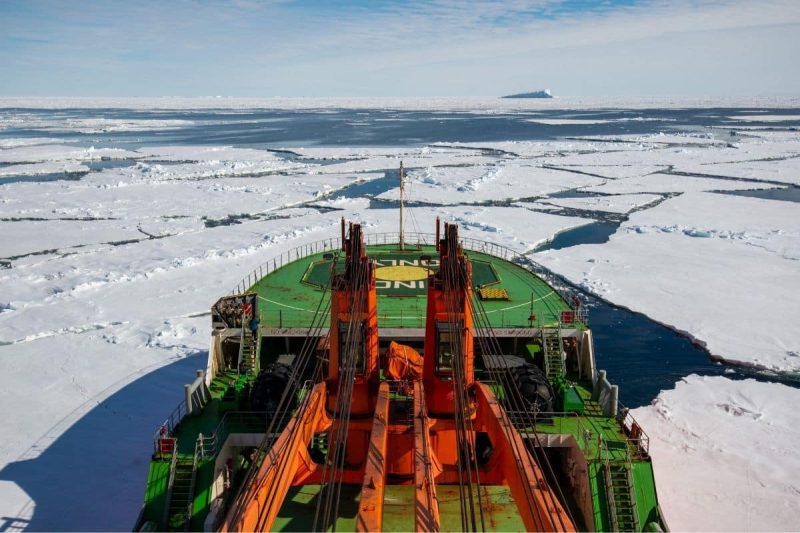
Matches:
[0,0,797,96]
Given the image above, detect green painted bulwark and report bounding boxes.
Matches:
[589,462,613,531]
[138,460,171,529]
[632,461,664,530]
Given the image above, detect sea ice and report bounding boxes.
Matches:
[0,144,138,164]
[0,161,89,178]
[633,375,800,531]
[377,163,604,204]
[527,193,663,214]
[536,192,800,371]
[584,173,780,194]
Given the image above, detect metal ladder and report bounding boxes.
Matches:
[165,457,196,531]
[605,462,639,532]
[237,317,257,375]
[542,327,564,381]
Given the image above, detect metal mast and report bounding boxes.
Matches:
[399,161,405,251]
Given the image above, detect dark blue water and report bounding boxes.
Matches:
[587,296,733,406]
[717,186,800,203]
[2,106,799,149]
[328,168,399,200]
[536,221,620,252]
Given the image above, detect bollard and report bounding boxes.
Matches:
[592,369,606,401]
[607,384,619,417]
[185,384,193,415]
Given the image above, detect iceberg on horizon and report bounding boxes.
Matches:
[501,89,554,99]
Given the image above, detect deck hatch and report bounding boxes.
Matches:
[478,287,510,300]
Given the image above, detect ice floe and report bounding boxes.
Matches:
[633,375,800,531]
[529,193,663,214]
[0,144,138,164]
[378,163,604,204]
[0,161,89,178]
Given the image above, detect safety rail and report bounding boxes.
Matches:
[617,403,651,457]
[196,411,270,461]
[152,400,188,455]
[231,237,344,295]
[230,231,588,324]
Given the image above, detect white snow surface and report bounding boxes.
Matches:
[378,163,604,204]
[536,192,800,371]
[633,375,800,531]
[137,145,287,162]
[0,161,89,178]
[0,144,138,164]
[0,116,194,133]
[584,173,781,194]
[730,114,800,122]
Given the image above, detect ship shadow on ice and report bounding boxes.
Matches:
[0,352,206,532]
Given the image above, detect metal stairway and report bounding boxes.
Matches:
[605,462,639,532]
[542,328,564,381]
[165,458,196,531]
[237,323,257,375]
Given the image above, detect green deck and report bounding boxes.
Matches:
[272,484,525,532]
[250,244,583,330]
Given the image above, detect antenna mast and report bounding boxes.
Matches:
[399,161,405,251]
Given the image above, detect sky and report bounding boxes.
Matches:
[0,0,799,98]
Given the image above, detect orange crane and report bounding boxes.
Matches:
[220,221,575,532]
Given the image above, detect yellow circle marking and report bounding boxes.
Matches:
[375,265,431,281]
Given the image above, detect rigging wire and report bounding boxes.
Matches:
[226,266,334,530]
[462,261,577,530]
[439,235,486,532]
[313,233,373,532]
[403,171,423,240]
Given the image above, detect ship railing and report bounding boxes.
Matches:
[196,411,271,461]
[152,400,188,456]
[231,232,587,325]
[230,237,344,295]
[617,402,650,457]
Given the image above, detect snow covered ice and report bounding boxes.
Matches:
[633,375,800,531]
[0,98,798,530]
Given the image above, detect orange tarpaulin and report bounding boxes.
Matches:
[385,341,423,381]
